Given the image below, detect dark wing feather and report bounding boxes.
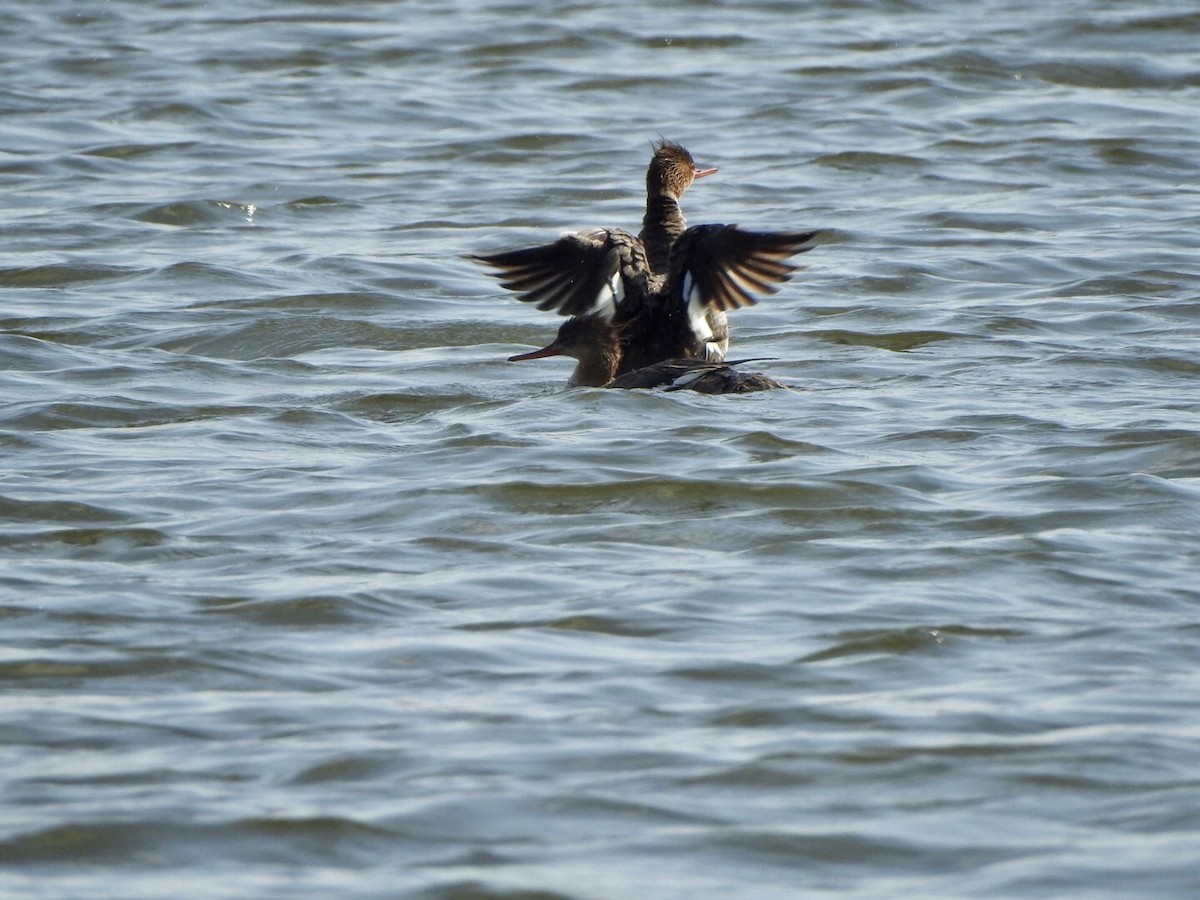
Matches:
[607,358,715,390]
[608,356,781,392]
[669,226,821,314]
[677,368,786,394]
[469,228,647,318]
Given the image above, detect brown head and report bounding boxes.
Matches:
[508,314,623,387]
[646,139,717,200]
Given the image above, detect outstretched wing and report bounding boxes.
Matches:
[669,226,821,314]
[468,228,647,320]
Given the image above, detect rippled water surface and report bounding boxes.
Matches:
[3,0,1200,896]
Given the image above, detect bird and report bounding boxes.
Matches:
[507,312,787,394]
[469,139,819,384]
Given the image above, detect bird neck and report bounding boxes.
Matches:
[567,340,623,388]
[639,193,686,275]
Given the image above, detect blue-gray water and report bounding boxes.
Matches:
[3,1,1199,897]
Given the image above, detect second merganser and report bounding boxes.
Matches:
[508,312,786,394]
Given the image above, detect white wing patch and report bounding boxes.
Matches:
[589,244,624,321]
[591,270,622,322]
[669,369,706,389]
[682,271,713,342]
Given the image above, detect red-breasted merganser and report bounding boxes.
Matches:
[508,312,786,394]
[470,140,819,377]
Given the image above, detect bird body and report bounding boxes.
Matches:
[507,314,785,394]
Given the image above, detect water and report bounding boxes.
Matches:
[3,0,1199,896]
